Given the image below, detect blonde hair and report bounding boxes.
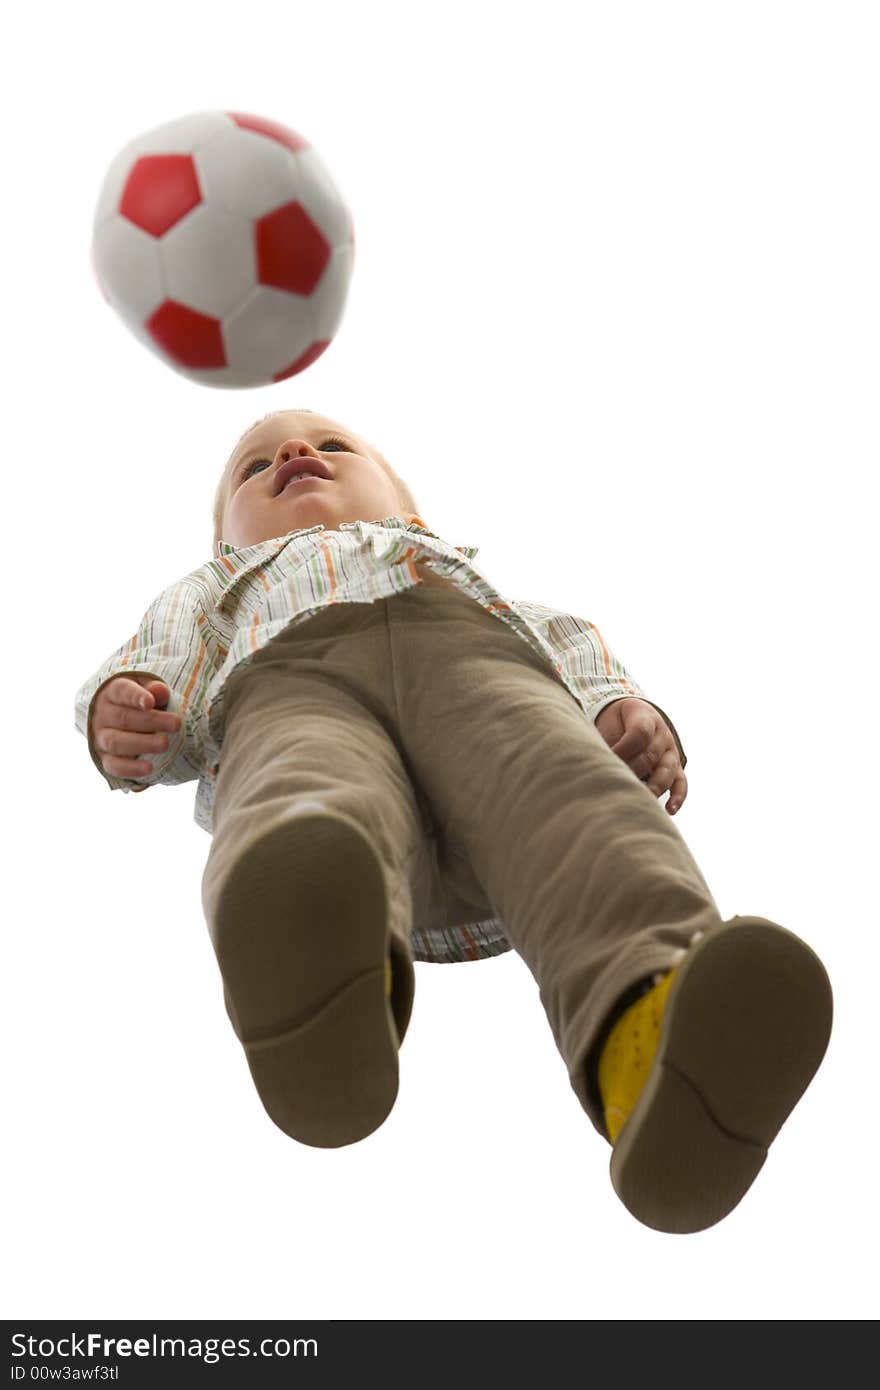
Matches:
[212,407,421,552]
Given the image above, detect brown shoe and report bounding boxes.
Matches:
[608,916,833,1233]
[209,812,415,1148]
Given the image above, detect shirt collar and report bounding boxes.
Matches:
[216,517,478,560]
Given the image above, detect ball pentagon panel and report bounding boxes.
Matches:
[120,155,202,237]
[256,202,332,295]
[146,301,226,370]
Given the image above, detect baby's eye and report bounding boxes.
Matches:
[241,438,348,480]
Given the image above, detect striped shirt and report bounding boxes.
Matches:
[74,517,686,964]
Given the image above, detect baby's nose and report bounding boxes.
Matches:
[275,439,316,464]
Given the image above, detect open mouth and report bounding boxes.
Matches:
[273,457,334,494]
[281,473,325,492]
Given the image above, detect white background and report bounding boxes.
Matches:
[4,0,876,1321]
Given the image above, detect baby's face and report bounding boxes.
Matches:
[221,410,408,548]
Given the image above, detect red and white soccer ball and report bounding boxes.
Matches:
[91,111,355,388]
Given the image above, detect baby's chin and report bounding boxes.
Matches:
[223,499,414,548]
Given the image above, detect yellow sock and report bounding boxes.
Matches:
[597,968,679,1143]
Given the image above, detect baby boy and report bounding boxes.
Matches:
[75,408,833,1234]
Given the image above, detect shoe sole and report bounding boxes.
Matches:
[608,916,833,1233]
[210,812,408,1148]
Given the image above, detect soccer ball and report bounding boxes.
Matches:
[91,110,355,388]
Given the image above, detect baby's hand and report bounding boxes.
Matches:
[595,697,688,815]
[90,676,182,787]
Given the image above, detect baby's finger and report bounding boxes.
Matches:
[101,752,154,778]
[666,774,688,815]
[95,727,172,760]
[107,677,154,709]
[645,760,677,800]
[136,680,172,710]
[101,681,180,733]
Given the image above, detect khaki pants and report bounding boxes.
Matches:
[201,580,724,1140]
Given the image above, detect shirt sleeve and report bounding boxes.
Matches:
[511,599,687,770]
[73,579,211,796]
